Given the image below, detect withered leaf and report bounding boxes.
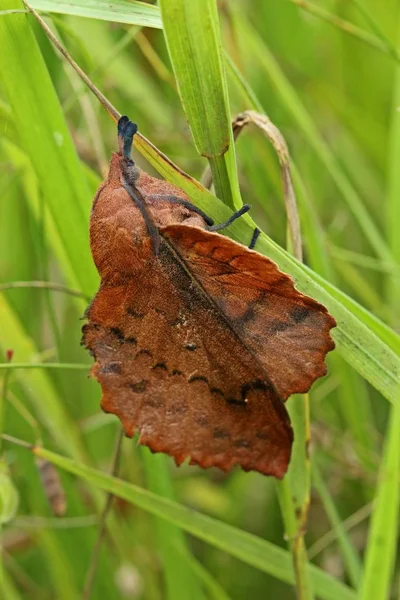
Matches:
[82,117,336,478]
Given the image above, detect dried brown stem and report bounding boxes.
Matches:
[202,110,302,261]
[24,2,120,122]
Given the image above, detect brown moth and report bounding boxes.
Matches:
[82,117,336,478]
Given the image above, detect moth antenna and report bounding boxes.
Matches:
[117,115,138,159]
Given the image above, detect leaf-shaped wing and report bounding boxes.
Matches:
[162,225,336,400]
[83,239,293,478]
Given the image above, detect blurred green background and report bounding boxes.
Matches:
[1,1,399,599]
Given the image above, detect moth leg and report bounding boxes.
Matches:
[149,194,214,226]
[207,204,251,232]
[249,227,261,250]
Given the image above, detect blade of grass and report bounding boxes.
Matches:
[329,246,400,274]
[0,247,130,572]
[0,296,88,460]
[358,404,400,600]
[291,166,377,472]
[30,444,357,600]
[231,10,394,265]
[0,363,89,370]
[308,503,372,561]
[141,450,206,600]
[357,8,400,597]
[137,56,400,403]
[333,260,389,319]
[29,5,400,402]
[277,394,314,600]
[352,0,399,62]
[0,2,97,295]
[82,428,124,600]
[20,12,206,594]
[35,527,81,600]
[227,64,380,474]
[184,555,231,600]
[0,281,89,300]
[386,13,400,324]
[312,461,363,588]
[306,266,399,354]
[232,111,302,260]
[0,460,19,525]
[206,109,314,598]
[63,17,170,128]
[28,0,162,29]
[160,0,242,211]
[3,569,23,600]
[231,111,314,598]
[2,136,90,298]
[286,0,399,62]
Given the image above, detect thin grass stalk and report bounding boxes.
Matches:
[351,0,400,62]
[25,443,356,600]
[358,405,400,599]
[287,0,399,62]
[82,428,124,600]
[221,110,314,599]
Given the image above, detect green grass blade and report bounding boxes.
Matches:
[140,150,400,400]
[279,394,314,599]
[35,528,81,600]
[0,460,19,525]
[126,117,400,403]
[287,0,396,60]
[291,167,377,471]
[386,16,400,321]
[358,405,400,599]
[0,2,97,295]
[28,0,162,28]
[233,12,393,264]
[1,14,204,596]
[226,56,398,353]
[306,266,399,354]
[352,0,399,62]
[276,472,315,600]
[141,450,205,600]
[1,138,87,299]
[160,0,241,210]
[3,570,23,600]
[0,363,89,370]
[33,445,357,600]
[185,556,232,600]
[127,53,400,402]
[312,461,363,588]
[66,18,169,127]
[135,115,400,363]
[0,296,88,461]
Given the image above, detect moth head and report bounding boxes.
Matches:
[118,115,140,185]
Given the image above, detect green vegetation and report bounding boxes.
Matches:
[0,1,399,599]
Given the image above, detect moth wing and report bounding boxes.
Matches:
[83,242,292,478]
[162,225,336,400]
